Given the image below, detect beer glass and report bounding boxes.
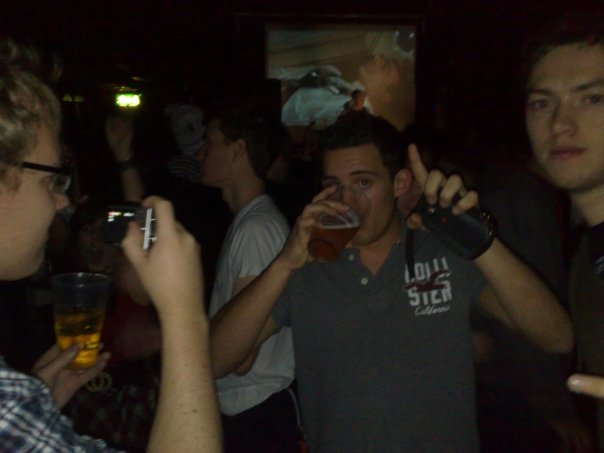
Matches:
[308,209,361,262]
[308,179,371,262]
[51,272,110,369]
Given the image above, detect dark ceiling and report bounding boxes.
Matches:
[2,1,577,86]
[2,0,597,141]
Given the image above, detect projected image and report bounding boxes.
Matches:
[266,25,416,132]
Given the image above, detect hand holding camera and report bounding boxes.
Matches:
[408,144,495,260]
[118,196,204,315]
[103,204,156,250]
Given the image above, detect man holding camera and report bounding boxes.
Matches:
[210,111,573,452]
[0,38,220,452]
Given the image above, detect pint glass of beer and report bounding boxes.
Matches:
[51,272,110,369]
[308,210,360,262]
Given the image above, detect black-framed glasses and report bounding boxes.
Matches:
[21,161,72,195]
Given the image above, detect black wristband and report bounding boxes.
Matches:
[117,158,136,170]
[415,196,497,260]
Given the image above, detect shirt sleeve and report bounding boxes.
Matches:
[229,213,289,279]
[0,369,122,452]
[270,292,292,329]
[270,268,305,329]
[467,261,487,306]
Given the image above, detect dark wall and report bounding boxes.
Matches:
[2,0,597,150]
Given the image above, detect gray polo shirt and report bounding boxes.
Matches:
[272,227,485,452]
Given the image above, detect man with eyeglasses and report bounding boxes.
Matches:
[19,161,72,195]
[0,38,221,451]
[211,111,573,452]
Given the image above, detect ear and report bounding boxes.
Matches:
[231,139,247,162]
[393,168,413,198]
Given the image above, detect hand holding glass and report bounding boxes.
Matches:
[307,181,370,262]
[51,273,110,369]
[308,209,361,262]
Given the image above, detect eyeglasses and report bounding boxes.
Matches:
[21,161,72,195]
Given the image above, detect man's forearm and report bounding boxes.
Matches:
[148,307,221,453]
[211,256,293,377]
[475,238,574,353]
[119,165,145,202]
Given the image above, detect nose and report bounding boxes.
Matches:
[341,185,357,207]
[551,102,577,136]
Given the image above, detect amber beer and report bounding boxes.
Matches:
[51,273,110,369]
[308,210,361,262]
[54,309,105,369]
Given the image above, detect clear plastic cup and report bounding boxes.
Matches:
[51,272,110,369]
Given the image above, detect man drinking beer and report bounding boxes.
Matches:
[210,110,573,452]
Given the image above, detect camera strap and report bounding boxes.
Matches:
[405,228,416,281]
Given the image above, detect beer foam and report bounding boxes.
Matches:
[318,222,359,230]
[318,211,360,229]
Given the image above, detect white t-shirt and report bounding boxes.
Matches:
[209,194,295,415]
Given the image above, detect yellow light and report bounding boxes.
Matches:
[115,94,141,108]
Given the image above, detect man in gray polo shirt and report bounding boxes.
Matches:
[211,111,573,452]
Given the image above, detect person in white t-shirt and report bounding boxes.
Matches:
[197,100,298,452]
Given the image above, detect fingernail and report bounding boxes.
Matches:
[567,376,585,393]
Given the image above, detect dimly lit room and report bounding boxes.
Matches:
[1,1,603,452]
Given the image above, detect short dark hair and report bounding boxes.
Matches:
[210,99,280,180]
[320,111,407,180]
[524,10,604,82]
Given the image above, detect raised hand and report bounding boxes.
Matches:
[278,185,350,270]
[119,196,221,452]
[32,344,110,409]
[121,196,203,315]
[105,114,134,161]
[407,143,479,229]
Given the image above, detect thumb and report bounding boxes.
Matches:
[567,374,604,398]
[122,221,145,269]
[37,344,79,377]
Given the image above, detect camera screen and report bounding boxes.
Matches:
[102,205,153,247]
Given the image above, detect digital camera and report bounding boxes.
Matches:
[102,205,156,250]
[414,195,495,260]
